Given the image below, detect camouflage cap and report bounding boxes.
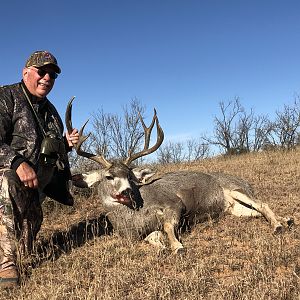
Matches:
[25,50,61,74]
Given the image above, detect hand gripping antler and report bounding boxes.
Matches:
[65,97,112,168]
[123,109,164,166]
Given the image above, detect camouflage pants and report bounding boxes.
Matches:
[0,168,43,270]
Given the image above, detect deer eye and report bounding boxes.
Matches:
[105,175,114,181]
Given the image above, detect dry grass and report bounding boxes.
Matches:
[2,149,300,299]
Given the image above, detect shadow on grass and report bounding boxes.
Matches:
[23,214,113,273]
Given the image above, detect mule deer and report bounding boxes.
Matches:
[67,99,293,253]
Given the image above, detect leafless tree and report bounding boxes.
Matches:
[235,108,254,152]
[90,107,112,157]
[186,138,210,161]
[203,97,247,154]
[269,96,300,150]
[203,97,273,154]
[235,111,273,152]
[252,114,274,151]
[70,98,148,171]
[157,141,185,164]
[156,138,210,164]
[108,103,145,159]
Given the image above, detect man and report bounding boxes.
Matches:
[0,50,79,287]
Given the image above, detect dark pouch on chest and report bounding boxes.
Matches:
[39,132,74,206]
[43,165,74,206]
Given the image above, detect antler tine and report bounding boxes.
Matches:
[65,97,112,169]
[65,96,76,134]
[124,108,164,166]
[74,120,111,168]
[76,120,91,150]
[138,108,156,150]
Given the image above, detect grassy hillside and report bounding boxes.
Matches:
[2,149,300,299]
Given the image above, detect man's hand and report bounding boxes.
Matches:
[66,128,79,147]
[16,162,38,189]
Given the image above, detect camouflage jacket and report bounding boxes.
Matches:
[0,81,68,170]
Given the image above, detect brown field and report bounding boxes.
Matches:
[2,149,300,299]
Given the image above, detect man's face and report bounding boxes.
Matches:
[22,65,58,99]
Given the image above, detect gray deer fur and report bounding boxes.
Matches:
[72,166,293,253]
[67,99,293,253]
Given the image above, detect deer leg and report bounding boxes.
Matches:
[228,190,288,233]
[224,191,262,217]
[163,221,184,254]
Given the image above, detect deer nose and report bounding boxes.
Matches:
[121,188,132,198]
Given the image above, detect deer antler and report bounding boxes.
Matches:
[123,109,164,166]
[65,96,76,134]
[65,97,112,168]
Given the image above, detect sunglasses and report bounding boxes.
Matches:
[33,68,58,79]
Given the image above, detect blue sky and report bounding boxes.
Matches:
[1,1,300,144]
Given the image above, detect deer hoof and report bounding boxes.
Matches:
[174,247,186,255]
[273,224,284,235]
[287,217,294,228]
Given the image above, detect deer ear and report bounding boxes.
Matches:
[72,174,88,188]
[72,171,103,188]
[132,168,156,184]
